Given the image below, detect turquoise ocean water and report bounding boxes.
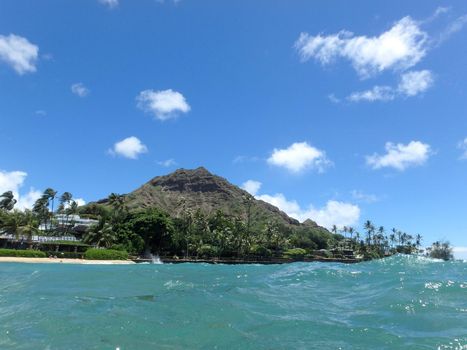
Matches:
[0,255,465,349]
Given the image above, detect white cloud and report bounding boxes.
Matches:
[398,70,433,96]
[351,190,379,203]
[136,89,190,121]
[348,69,433,102]
[98,0,118,8]
[437,14,467,44]
[71,83,89,97]
[250,181,360,229]
[327,94,341,103]
[17,188,42,210]
[241,180,262,196]
[295,17,427,78]
[35,110,47,117]
[109,136,148,159]
[0,169,41,210]
[75,198,86,207]
[303,200,361,229]
[157,159,177,167]
[0,34,39,74]
[458,138,467,160]
[257,191,360,229]
[426,7,451,22]
[267,142,332,173]
[366,141,432,171]
[348,85,395,102]
[0,170,27,197]
[257,193,302,218]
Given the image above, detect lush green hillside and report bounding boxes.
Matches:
[96,167,323,231]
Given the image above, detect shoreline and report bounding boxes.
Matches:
[0,257,135,265]
[0,256,362,265]
[136,257,362,264]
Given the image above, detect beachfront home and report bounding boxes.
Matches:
[39,214,98,236]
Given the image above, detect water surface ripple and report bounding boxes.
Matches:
[0,255,465,349]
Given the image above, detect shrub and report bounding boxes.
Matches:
[0,249,47,258]
[396,245,414,254]
[197,244,219,258]
[84,248,129,260]
[427,241,453,261]
[283,248,307,260]
[313,249,332,258]
[249,244,272,257]
[363,250,383,261]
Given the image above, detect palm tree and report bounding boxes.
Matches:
[33,197,49,232]
[342,226,348,238]
[19,216,39,243]
[397,230,402,246]
[43,188,57,212]
[375,226,385,248]
[389,233,396,249]
[378,226,385,237]
[1,210,23,239]
[348,227,355,249]
[58,192,73,235]
[84,220,115,248]
[38,188,57,232]
[415,234,422,251]
[0,191,17,211]
[364,220,375,245]
[331,225,338,235]
[355,231,360,244]
[108,193,125,211]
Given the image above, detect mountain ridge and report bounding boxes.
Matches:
[97,167,326,231]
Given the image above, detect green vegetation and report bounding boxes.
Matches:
[426,241,454,261]
[0,169,433,262]
[78,196,422,261]
[84,248,129,260]
[0,249,46,258]
[283,248,307,259]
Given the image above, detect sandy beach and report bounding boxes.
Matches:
[0,257,135,265]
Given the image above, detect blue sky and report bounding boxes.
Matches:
[1,0,466,256]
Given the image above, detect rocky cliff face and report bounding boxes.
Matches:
[98,167,325,229]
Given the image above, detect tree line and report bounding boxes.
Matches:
[1,189,452,260]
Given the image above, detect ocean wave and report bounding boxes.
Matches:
[0,257,466,349]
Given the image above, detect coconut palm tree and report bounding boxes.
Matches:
[331,225,338,235]
[348,227,355,249]
[415,234,422,251]
[84,220,115,248]
[364,220,375,246]
[33,197,49,232]
[43,188,57,212]
[0,191,17,211]
[108,193,125,211]
[389,233,396,249]
[355,231,360,244]
[57,192,74,235]
[37,188,58,232]
[1,210,23,239]
[19,214,39,243]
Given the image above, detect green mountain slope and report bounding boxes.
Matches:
[97,167,326,231]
